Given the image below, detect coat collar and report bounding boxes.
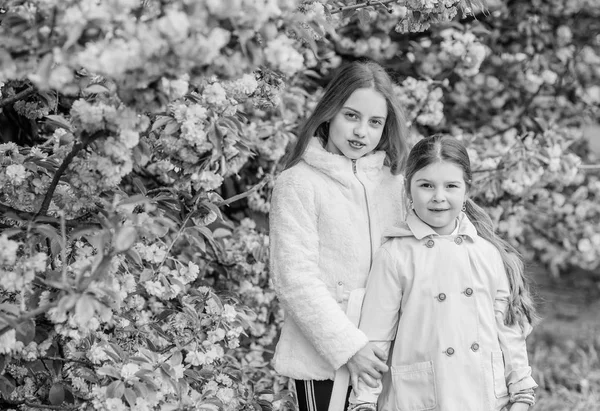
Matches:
[302,137,387,186]
[383,212,478,241]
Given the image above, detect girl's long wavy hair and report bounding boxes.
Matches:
[284,59,409,175]
[404,134,538,328]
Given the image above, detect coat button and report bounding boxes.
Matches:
[464,287,473,296]
[444,347,455,356]
[437,293,446,301]
[471,342,480,352]
[338,281,343,286]
[426,239,435,248]
[454,236,463,245]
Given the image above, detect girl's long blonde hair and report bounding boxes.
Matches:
[405,134,538,327]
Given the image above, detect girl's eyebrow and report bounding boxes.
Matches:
[342,106,387,120]
[414,178,464,184]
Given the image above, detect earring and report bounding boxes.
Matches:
[409,199,414,210]
[462,203,466,212]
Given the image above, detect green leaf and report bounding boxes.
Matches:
[106,380,125,399]
[75,295,96,326]
[44,115,73,132]
[170,350,182,365]
[163,120,180,136]
[357,9,371,26]
[34,53,54,90]
[0,375,16,398]
[62,23,85,50]
[15,319,35,345]
[113,226,138,252]
[83,84,110,94]
[48,383,65,405]
[125,248,143,266]
[34,224,60,243]
[118,194,149,207]
[132,177,147,195]
[151,115,172,132]
[124,387,137,407]
[97,366,121,379]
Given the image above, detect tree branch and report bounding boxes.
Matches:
[0,202,100,229]
[0,86,36,108]
[35,131,104,218]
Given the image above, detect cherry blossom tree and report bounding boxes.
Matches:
[0,0,598,410]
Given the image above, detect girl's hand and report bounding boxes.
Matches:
[346,342,389,389]
[509,403,530,411]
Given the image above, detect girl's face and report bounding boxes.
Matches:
[325,87,387,160]
[409,161,468,235]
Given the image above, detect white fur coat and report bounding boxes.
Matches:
[269,137,406,380]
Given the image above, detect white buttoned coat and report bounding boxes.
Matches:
[269,137,406,380]
[358,212,537,411]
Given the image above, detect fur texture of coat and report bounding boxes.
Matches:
[269,137,406,380]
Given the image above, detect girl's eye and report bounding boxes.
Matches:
[370,119,384,127]
[345,112,358,119]
[420,183,432,188]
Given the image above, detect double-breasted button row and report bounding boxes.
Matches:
[443,343,480,356]
[435,288,473,301]
[425,236,464,248]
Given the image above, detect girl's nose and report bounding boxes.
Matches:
[354,122,367,138]
[432,189,445,202]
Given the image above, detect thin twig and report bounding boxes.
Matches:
[23,402,80,410]
[330,0,397,14]
[578,164,600,170]
[216,178,270,207]
[35,142,84,218]
[60,211,67,282]
[0,86,36,108]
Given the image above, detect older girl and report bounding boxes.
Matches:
[349,134,538,411]
[269,60,410,411]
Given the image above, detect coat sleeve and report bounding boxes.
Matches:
[269,173,369,370]
[494,253,538,395]
[358,245,401,345]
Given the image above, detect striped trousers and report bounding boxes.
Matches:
[295,380,352,411]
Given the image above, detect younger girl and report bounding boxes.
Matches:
[349,134,538,411]
[269,60,410,411]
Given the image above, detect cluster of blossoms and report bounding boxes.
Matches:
[395,77,446,127]
[0,143,45,213]
[335,34,400,61]
[0,235,46,294]
[465,125,597,275]
[61,99,147,215]
[417,28,487,79]
[438,29,487,77]
[264,35,306,77]
[396,0,473,32]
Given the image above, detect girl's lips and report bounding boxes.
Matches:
[348,140,366,149]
